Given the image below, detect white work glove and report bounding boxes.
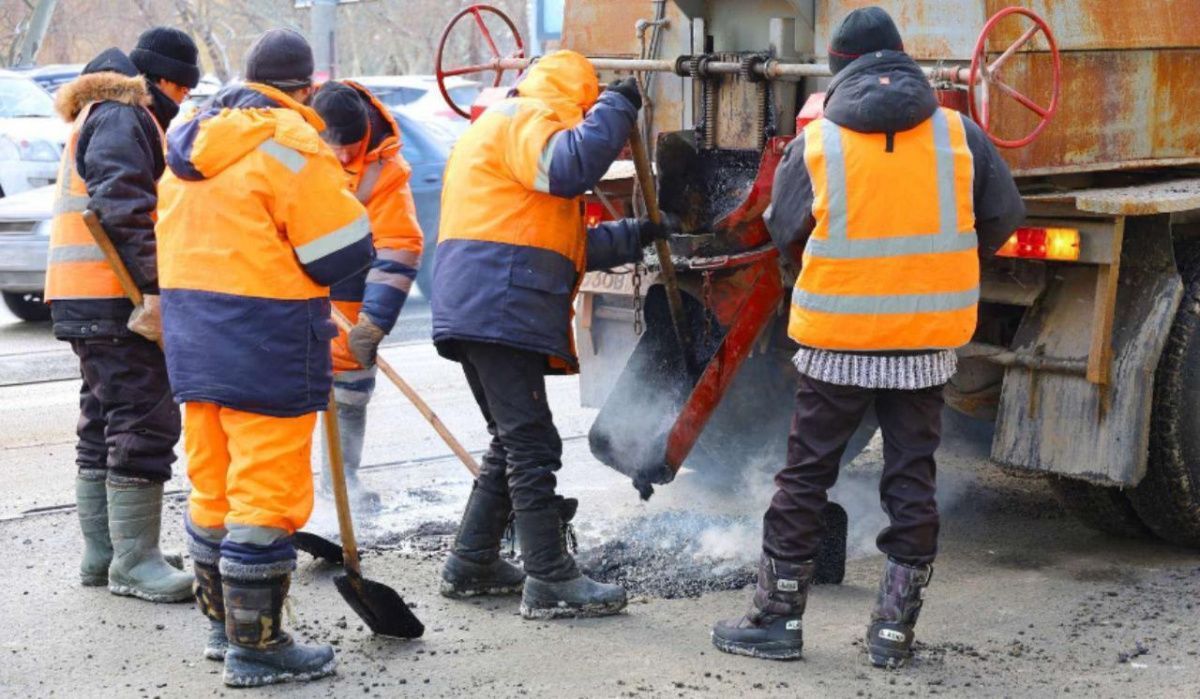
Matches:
[127,294,162,343]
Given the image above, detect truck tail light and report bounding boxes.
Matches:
[584,201,608,228]
[996,226,1080,261]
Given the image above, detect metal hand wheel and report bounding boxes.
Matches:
[435,4,526,119]
[967,6,1062,149]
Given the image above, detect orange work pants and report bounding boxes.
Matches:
[185,401,318,538]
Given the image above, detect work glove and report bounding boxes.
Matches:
[638,212,681,247]
[127,294,161,343]
[606,77,643,111]
[348,313,387,368]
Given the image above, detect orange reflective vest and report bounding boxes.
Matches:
[45,102,161,301]
[788,108,978,351]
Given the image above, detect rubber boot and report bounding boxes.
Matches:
[516,499,627,619]
[320,401,381,514]
[866,559,932,669]
[221,560,336,688]
[711,554,813,660]
[189,538,229,661]
[106,475,193,602]
[441,483,525,598]
[77,471,112,586]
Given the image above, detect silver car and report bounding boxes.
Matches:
[0,184,52,321]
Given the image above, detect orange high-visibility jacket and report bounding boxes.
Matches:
[157,83,374,417]
[789,108,978,351]
[330,81,424,375]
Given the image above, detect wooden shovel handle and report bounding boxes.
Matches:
[331,308,481,478]
[324,390,362,575]
[81,210,161,349]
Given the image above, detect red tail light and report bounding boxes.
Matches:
[996,226,1080,261]
[585,201,607,229]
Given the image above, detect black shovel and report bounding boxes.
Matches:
[321,390,425,638]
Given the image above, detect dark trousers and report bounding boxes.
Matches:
[69,336,181,483]
[455,341,564,512]
[763,375,944,566]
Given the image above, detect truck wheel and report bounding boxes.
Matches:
[1048,477,1152,539]
[2,291,51,322]
[1132,243,1200,547]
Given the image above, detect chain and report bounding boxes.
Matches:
[632,263,645,336]
[701,271,714,347]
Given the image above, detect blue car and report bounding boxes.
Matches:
[391,107,450,299]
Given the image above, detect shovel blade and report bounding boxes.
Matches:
[293,531,344,565]
[334,571,425,639]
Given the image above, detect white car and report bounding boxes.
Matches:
[0,72,68,199]
[0,184,53,321]
[347,75,481,143]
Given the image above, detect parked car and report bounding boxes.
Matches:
[0,184,52,321]
[391,106,450,298]
[350,75,480,143]
[0,72,68,199]
[22,63,84,94]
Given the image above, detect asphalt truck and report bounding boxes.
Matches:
[436,0,1200,548]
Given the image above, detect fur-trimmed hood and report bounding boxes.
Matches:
[55,48,150,122]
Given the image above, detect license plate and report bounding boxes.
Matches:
[579,268,656,296]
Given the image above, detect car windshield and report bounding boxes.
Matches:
[446,85,482,107]
[369,86,427,110]
[0,77,55,118]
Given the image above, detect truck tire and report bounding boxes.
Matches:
[1048,477,1152,539]
[2,291,51,322]
[1131,243,1200,547]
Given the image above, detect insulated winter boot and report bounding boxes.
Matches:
[711,554,814,660]
[866,559,932,669]
[320,401,381,514]
[77,471,112,586]
[189,538,229,661]
[441,483,525,598]
[106,475,193,602]
[221,561,336,687]
[516,499,626,619]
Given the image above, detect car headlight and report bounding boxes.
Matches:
[0,135,60,163]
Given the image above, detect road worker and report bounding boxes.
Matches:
[311,80,424,514]
[711,7,1024,667]
[432,50,672,618]
[156,29,374,687]
[46,28,200,603]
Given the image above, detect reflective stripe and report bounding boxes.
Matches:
[791,286,979,315]
[335,367,377,384]
[258,139,306,173]
[366,267,416,291]
[806,112,974,260]
[294,214,370,264]
[534,130,566,194]
[356,161,385,203]
[819,119,848,241]
[49,244,106,264]
[52,194,90,215]
[225,523,291,547]
[489,101,520,118]
[376,248,420,266]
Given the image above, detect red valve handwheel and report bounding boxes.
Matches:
[967,6,1061,149]
[435,4,526,119]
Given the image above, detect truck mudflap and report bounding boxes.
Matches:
[991,217,1182,486]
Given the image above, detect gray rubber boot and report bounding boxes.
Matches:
[516,501,627,620]
[866,559,932,669]
[189,537,229,661]
[711,554,814,660]
[320,400,381,514]
[77,471,112,586]
[221,559,336,688]
[441,483,525,598]
[105,475,193,602]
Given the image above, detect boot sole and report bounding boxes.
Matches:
[867,646,911,669]
[439,580,524,599]
[205,646,228,662]
[711,634,803,661]
[108,582,193,603]
[81,573,108,587]
[519,599,627,620]
[223,657,337,688]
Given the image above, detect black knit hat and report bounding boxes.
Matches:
[131,27,201,88]
[245,29,315,90]
[828,7,905,75]
[313,82,369,146]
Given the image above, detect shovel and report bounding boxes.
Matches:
[295,308,481,564]
[81,210,160,350]
[323,389,425,638]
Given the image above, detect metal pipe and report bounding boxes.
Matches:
[958,342,1088,376]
